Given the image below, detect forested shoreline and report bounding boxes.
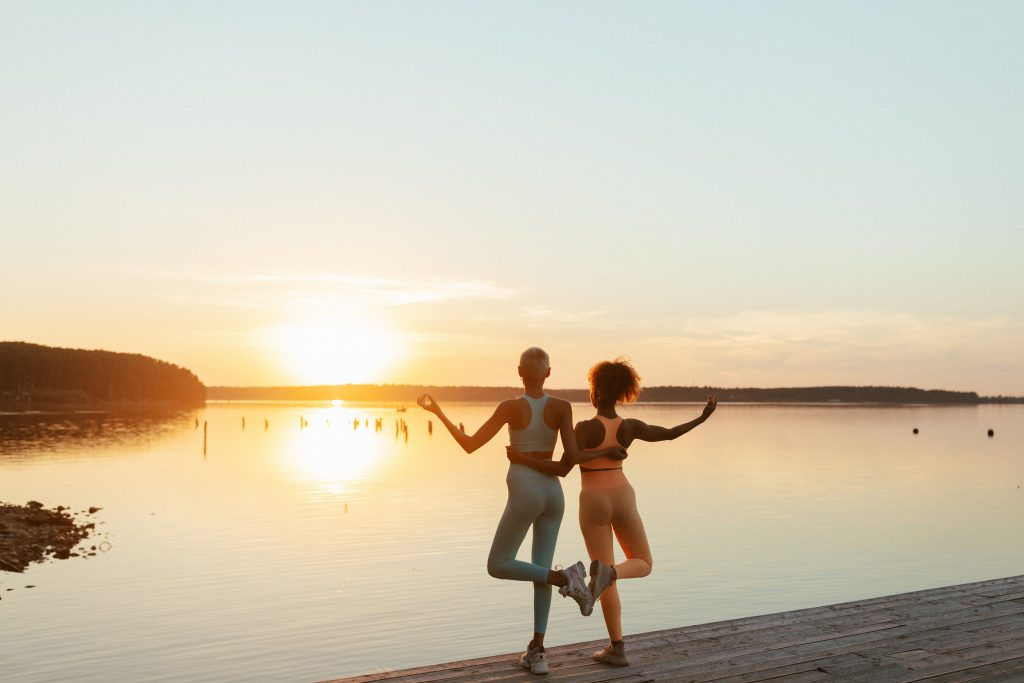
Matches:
[2,341,1018,410]
[0,342,206,410]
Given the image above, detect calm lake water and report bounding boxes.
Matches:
[1,402,1022,682]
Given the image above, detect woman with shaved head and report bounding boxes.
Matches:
[417,347,626,675]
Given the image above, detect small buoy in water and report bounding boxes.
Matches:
[987,429,994,437]
[912,428,919,434]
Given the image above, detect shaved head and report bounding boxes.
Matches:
[519,347,550,379]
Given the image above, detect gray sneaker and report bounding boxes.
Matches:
[589,559,616,602]
[519,643,549,675]
[593,641,629,667]
[558,561,594,616]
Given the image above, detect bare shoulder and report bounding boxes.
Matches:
[502,397,530,429]
[575,416,603,448]
[545,396,572,427]
[622,417,649,440]
[575,416,601,435]
[497,398,525,418]
[548,396,572,413]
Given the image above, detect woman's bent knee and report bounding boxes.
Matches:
[487,556,511,579]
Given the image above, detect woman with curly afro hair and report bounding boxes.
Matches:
[508,357,716,667]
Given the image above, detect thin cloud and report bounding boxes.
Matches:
[158,272,515,310]
[642,310,1024,392]
[522,307,609,324]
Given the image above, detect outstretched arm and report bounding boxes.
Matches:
[417,394,508,454]
[631,396,717,442]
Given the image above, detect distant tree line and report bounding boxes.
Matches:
[207,384,533,403]
[0,342,206,409]
[641,385,985,404]
[207,383,1021,404]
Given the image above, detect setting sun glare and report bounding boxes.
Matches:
[266,318,402,385]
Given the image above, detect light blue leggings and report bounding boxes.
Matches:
[487,463,565,634]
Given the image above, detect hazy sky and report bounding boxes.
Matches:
[2,2,1022,393]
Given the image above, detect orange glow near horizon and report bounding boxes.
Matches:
[265,316,404,386]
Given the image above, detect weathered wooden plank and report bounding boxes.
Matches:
[322,576,1024,683]
[620,576,1024,648]
[563,602,1024,683]
[895,643,1024,682]
[373,655,647,683]
[760,672,833,683]
[812,651,911,681]
[623,627,902,682]
[621,590,1024,661]
[621,605,1024,678]
[966,671,1024,683]
[489,612,1011,682]
[468,667,654,683]
[911,656,1024,682]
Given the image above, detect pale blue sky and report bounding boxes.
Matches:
[2,2,1022,392]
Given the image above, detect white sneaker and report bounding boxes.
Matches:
[558,561,595,616]
[589,559,616,602]
[519,643,549,675]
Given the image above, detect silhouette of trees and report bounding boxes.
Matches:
[0,342,205,408]
[640,385,984,404]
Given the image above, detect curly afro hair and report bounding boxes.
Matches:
[587,357,641,407]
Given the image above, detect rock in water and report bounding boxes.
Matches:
[0,502,98,573]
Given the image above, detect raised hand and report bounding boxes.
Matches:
[702,395,717,420]
[417,393,440,415]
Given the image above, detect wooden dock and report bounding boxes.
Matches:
[324,575,1024,683]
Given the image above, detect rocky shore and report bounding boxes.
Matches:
[0,501,103,574]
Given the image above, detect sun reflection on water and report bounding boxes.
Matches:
[276,407,392,495]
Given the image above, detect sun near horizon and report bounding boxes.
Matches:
[2,2,1022,395]
[263,316,405,386]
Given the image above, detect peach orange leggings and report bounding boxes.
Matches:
[579,469,652,641]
